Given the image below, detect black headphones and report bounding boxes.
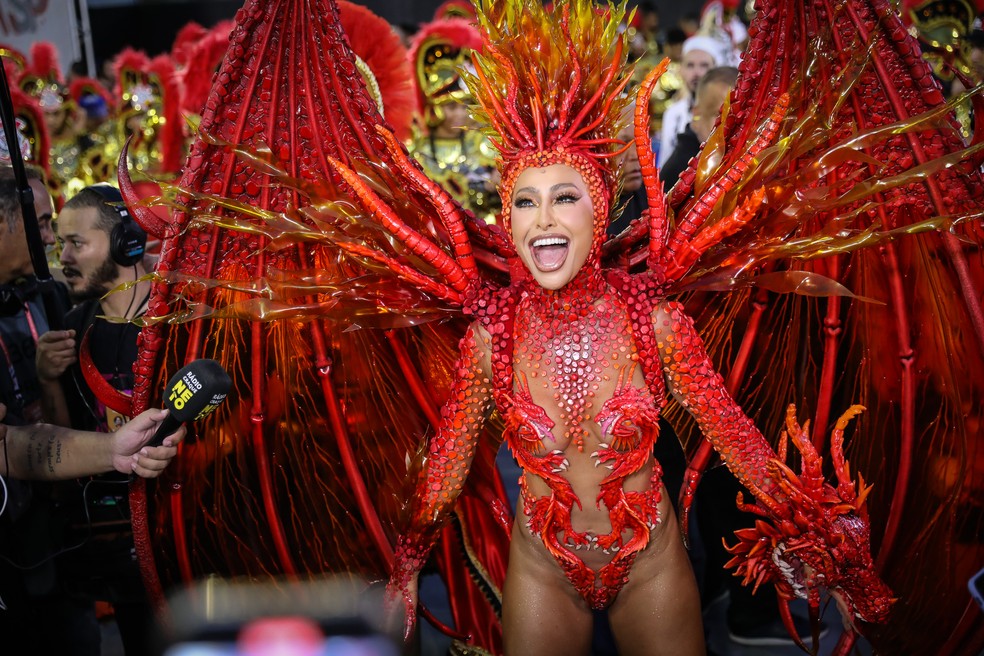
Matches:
[85,184,147,267]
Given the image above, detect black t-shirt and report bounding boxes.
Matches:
[62,299,141,433]
[58,300,142,544]
[659,125,702,192]
[0,281,70,599]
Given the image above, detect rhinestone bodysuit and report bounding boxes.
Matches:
[497,268,665,608]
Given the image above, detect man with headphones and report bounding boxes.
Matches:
[34,183,156,656]
[36,183,149,429]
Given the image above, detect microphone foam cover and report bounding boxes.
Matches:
[163,359,232,422]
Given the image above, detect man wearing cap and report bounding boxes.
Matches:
[657,35,722,170]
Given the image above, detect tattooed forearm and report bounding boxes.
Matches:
[0,418,145,481]
[45,436,63,475]
[23,424,67,477]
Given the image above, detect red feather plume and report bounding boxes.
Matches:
[338,1,414,141]
[113,47,151,102]
[6,86,50,172]
[28,41,63,84]
[179,20,233,117]
[171,21,208,68]
[146,54,184,174]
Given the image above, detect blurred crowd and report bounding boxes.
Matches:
[0,0,982,654]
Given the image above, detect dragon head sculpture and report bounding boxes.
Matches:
[724,405,896,649]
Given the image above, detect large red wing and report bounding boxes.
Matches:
[122,0,508,650]
[658,1,984,653]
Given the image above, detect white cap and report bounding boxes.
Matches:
[682,35,724,65]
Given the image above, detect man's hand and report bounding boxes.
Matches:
[35,330,77,381]
[111,408,186,478]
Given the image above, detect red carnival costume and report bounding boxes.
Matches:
[407,17,500,221]
[0,44,45,170]
[99,0,983,654]
[113,48,184,178]
[176,20,234,121]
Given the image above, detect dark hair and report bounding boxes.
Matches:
[63,186,127,236]
[0,165,46,226]
[970,29,984,50]
[665,27,687,46]
[698,66,740,94]
[637,1,658,14]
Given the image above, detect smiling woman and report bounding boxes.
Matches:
[378,1,893,654]
[510,165,595,290]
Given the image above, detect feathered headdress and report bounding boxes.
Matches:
[145,54,183,174]
[113,47,151,104]
[463,0,633,248]
[179,20,233,117]
[408,18,484,119]
[114,49,184,174]
[337,1,415,141]
[171,21,209,68]
[0,43,27,78]
[20,42,67,111]
[69,77,114,119]
[2,85,50,172]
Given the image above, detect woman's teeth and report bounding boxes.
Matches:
[531,236,569,271]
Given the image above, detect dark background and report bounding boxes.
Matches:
[86,0,706,69]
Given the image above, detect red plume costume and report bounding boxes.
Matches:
[0,85,50,174]
[177,20,234,119]
[336,1,414,142]
[407,17,500,221]
[20,42,66,112]
[171,22,209,69]
[107,0,984,654]
[114,48,184,177]
[68,77,114,111]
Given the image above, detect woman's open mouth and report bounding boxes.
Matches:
[529,235,570,272]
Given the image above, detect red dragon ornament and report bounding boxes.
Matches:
[724,405,893,651]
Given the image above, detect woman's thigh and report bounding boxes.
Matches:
[501,536,594,656]
[606,521,705,656]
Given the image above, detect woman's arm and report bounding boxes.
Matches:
[653,300,776,495]
[387,323,496,638]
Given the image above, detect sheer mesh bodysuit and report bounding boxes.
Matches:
[497,269,666,609]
